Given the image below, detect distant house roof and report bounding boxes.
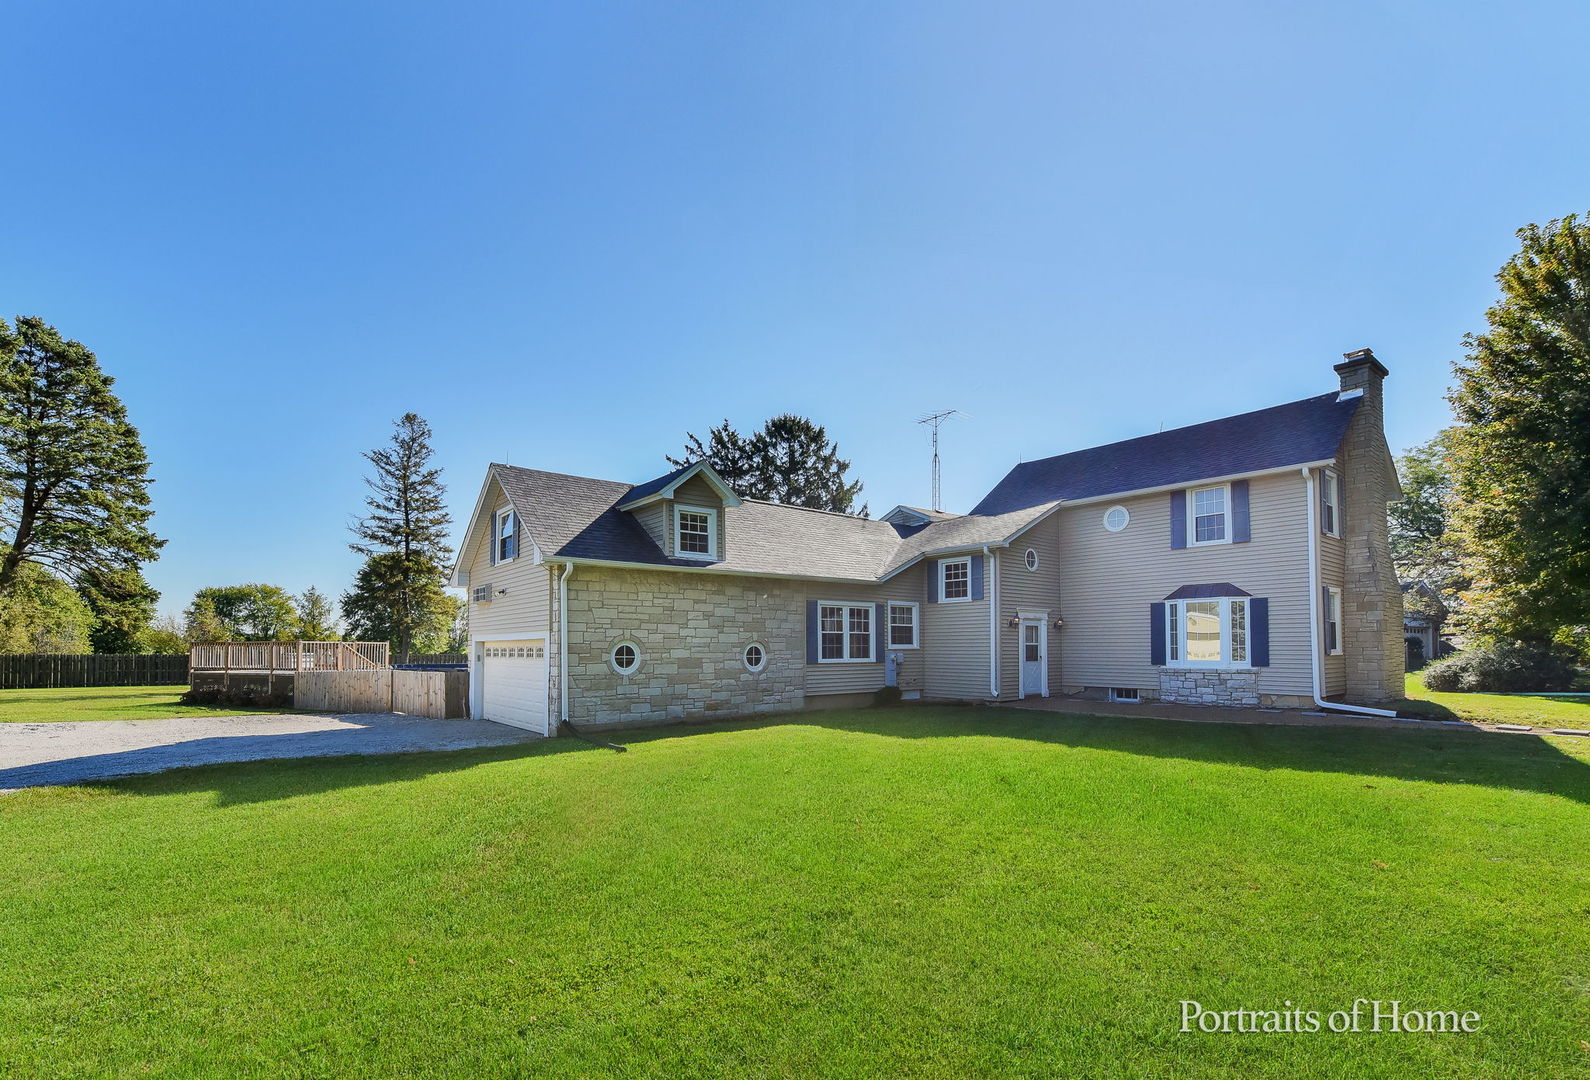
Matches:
[971,392,1361,515]
[487,464,1056,583]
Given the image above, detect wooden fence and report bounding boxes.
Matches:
[190,641,390,673]
[0,653,189,690]
[295,669,468,719]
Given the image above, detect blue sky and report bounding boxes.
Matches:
[6,1,1588,618]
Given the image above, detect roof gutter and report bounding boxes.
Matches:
[1302,467,1397,719]
[545,555,892,587]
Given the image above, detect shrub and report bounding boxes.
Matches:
[180,686,293,710]
[1419,641,1580,693]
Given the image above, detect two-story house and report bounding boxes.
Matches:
[450,350,1404,734]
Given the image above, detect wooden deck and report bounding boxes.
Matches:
[189,641,390,674]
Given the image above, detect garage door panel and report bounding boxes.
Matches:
[482,639,548,734]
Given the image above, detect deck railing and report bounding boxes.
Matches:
[189,641,390,673]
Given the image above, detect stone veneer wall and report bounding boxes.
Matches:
[1336,351,1406,701]
[565,567,805,727]
[1159,669,1259,707]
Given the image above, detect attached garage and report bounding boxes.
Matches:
[478,639,549,734]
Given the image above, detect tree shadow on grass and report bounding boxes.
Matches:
[611,705,1590,807]
[3,736,598,806]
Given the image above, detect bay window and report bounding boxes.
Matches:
[1166,596,1250,667]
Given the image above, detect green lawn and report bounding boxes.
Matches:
[1,685,293,723]
[3,707,1588,1079]
[1400,672,1590,729]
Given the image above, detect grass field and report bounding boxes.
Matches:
[1400,673,1590,729]
[1,685,296,723]
[3,706,1588,1079]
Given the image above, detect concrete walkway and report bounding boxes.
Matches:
[0,713,537,792]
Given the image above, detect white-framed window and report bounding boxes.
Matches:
[1104,505,1130,532]
[610,641,641,674]
[673,504,718,560]
[1165,597,1250,667]
[1324,587,1343,655]
[818,602,873,663]
[494,508,517,563]
[743,642,767,673]
[1321,469,1341,538]
[939,557,972,602]
[1024,548,1040,571]
[1188,485,1230,546]
[888,602,919,648]
[1110,687,1140,702]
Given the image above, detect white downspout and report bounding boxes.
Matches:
[559,561,576,728]
[985,545,999,699]
[1302,468,1398,718]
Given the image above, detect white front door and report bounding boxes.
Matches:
[1020,620,1046,697]
[480,639,549,734]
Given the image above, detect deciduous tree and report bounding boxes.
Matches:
[1448,214,1590,641]
[185,584,298,641]
[294,586,339,640]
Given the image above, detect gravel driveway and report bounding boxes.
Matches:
[0,713,538,792]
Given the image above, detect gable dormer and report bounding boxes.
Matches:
[616,461,742,562]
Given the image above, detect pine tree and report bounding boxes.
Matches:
[1448,213,1590,641]
[0,316,163,594]
[78,567,160,653]
[668,415,867,516]
[346,414,453,661]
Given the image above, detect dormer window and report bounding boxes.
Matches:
[494,509,517,563]
[674,504,718,560]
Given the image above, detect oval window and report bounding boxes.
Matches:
[610,642,640,674]
[743,642,767,673]
[1024,548,1039,571]
[1104,506,1130,532]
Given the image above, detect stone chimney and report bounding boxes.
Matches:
[1332,348,1405,701]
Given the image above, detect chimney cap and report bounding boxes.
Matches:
[1335,347,1389,379]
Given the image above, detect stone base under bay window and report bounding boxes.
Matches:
[1159,668,1258,707]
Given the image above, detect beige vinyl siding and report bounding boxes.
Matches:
[1055,471,1315,698]
[633,503,668,553]
[671,474,724,508]
[465,481,552,642]
[997,514,1063,698]
[921,556,992,699]
[1317,467,1347,696]
[803,568,925,696]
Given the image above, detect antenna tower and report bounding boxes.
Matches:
[916,409,962,512]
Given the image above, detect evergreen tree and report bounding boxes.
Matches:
[1449,213,1590,641]
[669,415,867,516]
[294,586,339,640]
[347,414,453,661]
[666,420,764,496]
[78,567,160,653]
[0,316,163,594]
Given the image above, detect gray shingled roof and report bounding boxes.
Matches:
[617,461,698,507]
[489,464,1056,582]
[971,392,1361,515]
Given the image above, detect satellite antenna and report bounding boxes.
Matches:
[916,409,963,512]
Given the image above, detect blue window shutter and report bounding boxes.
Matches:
[806,600,820,664]
[925,565,938,603]
[1150,603,1167,665]
[874,603,886,661]
[1231,480,1251,543]
[1170,491,1187,549]
[1249,597,1269,666]
[970,555,985,600]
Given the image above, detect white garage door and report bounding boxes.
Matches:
[480,639,548,734]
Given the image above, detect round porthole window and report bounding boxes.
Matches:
[743,642,767,673]
[1024,548,1040,571]
[610,642,640,674]
[1103,505,1130,532]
